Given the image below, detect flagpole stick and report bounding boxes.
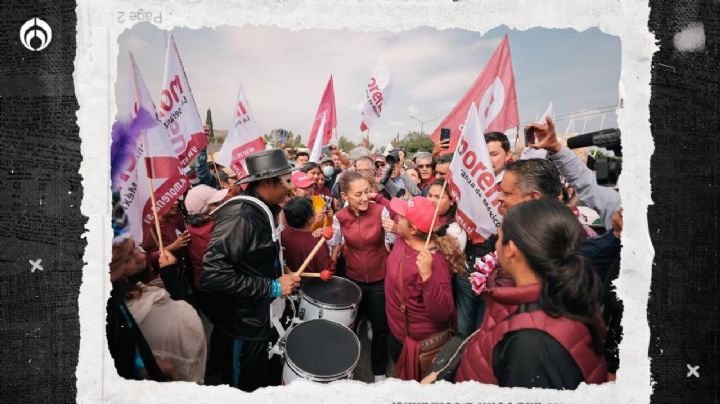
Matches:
[211,158,225,189]
[423,130,466,250]
[204,125,225,188]
[142,138,166,256]
[424,179,448,250]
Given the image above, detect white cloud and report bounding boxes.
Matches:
[117,25,620,144]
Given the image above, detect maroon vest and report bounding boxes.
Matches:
[336,203,388,282]
[455,283,607,385]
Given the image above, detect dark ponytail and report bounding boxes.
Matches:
[501,199,604,355]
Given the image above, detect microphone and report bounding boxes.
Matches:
[567,129,621,156]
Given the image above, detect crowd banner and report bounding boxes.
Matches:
[308,75,337,162]
[159,34,208,168]
[360,58,393,132]
[309,112,327,163]
[431,34,519,151]
[447,103,502,244]
[117,53,188,243]
[214,84,266,178]
[520,101,553,160]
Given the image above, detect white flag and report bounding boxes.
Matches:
[158,34,208,168]
[117,53,188,243]
[214,84,266,178]
[309,112,327,163]
[360,59,393,131]
[447,103,502,243]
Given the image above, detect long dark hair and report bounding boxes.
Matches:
[500,199,604,355]
[428,178,457,219]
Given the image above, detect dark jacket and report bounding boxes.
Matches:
[200,191,282,340]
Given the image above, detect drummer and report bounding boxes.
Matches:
[282,197,333,274]
[200,149,301,391]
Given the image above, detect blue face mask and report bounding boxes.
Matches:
[322,166,335,177]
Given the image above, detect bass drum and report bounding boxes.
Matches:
[298,276,361,327]
[282,319,361,384]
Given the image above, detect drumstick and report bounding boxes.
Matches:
[300,270,333,282]
[296,227,334,276]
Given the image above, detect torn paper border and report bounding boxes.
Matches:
[75,0,655,403]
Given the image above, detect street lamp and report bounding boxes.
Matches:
[409,115,438,136]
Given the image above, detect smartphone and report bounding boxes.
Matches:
[440,128,451,148]
[524,126,536,145]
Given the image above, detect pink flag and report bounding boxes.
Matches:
[308,75,337,160]
[447,103,502,244]
[213,84,266,178]
[117,53,189,243]
[431,34,519,151]
[158,34,208,168]
[360,59,392,131]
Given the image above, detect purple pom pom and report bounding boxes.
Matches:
[111,108,157,189]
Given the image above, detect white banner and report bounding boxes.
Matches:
[447,103,502,243]
[309,112,327,163]
[213,84,266,178]
[360,59,392,131]
[159,34,208,168]
[116,53,188,243]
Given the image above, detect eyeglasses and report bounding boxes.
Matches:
[417,164,433,169]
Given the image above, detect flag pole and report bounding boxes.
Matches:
[142,137,166,256]
[204,123,225,188]
[210,154,225,189]
[424,130,466,250]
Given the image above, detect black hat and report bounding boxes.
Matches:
[237,149,298,185]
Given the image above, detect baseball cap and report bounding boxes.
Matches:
[389,196,439,234]
[291,171,314,189]
[185,185,229,215]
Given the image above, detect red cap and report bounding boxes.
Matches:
[291,171,314,189]
[389,196,439,234]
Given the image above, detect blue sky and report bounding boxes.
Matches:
[117,24,620,148]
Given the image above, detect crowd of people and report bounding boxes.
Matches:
[107,116,623,392]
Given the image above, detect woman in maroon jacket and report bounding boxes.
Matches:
[424,199,607,388]
[384,196,460,382]
[328,171,393,382]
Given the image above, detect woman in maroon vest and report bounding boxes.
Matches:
[329,171,393,382]
[384,196,461,382]
[426,199,607,388]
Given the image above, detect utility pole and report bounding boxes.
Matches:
[409,115,438,136]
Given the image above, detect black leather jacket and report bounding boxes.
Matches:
[200,191,282,340]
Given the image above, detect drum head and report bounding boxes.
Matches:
[285,319,360,377]
[301,276,361,305]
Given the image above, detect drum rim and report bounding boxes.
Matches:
[299,277,362,305]
[299,289,359,310]
[284,319,361,380]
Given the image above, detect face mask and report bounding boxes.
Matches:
[322,166,334,177]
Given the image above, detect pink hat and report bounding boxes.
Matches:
[185,185,229,214]
[291,171,314,189]
[389,196,439,234]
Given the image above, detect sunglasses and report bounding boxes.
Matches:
[417,164,433,169]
